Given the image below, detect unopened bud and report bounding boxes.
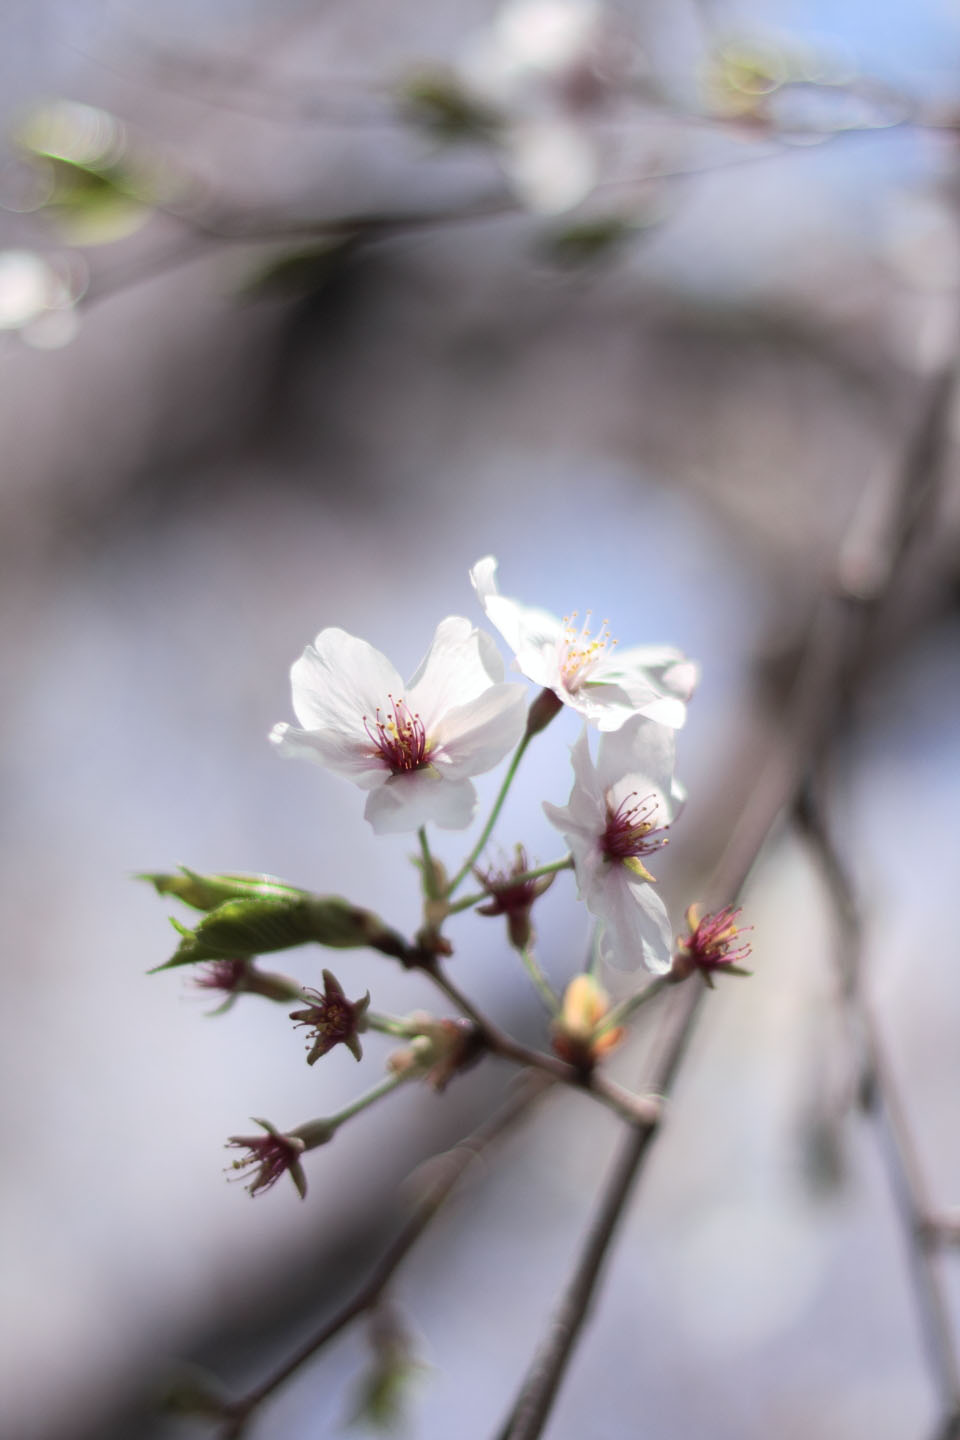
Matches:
[551,974,625,1071]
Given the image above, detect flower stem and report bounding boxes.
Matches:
[445,732,533,896]
[519,947,561,1014]
[326,1071,408,1131]
[597,975,674,1035]
[418,826,438,899]
[446,856,574,916]
[365,1011,423,1038]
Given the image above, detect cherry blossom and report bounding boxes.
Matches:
[270,616,527,834]
[470,556,697,731]
[543,716,682,971]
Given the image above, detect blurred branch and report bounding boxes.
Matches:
[218,1072,550,1439]
[494,346,960,1440]
[799,782,960,1434]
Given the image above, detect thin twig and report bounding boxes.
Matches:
[494,348,960,1440]
[797,759,960,1427]
[218,1073,551,1438]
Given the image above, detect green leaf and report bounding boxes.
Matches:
[139,867,305,912]
[150,893,410,971]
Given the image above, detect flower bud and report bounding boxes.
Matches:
[152,893,409,971]
[551,974,625,1071]
[290,970,370,1064]
[671,904,753,987]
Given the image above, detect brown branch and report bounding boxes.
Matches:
[423,960,661,1128]
[218,1072,550,1438]
[494,350,960,1440]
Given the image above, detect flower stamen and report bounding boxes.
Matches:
[557,610,617,692]
[672,904,753,986]
[601,790,669,865]
[363,695,430,773]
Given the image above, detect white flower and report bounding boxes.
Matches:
[270,617,527,835]
[543,717,681,971]
[470,556,697,731]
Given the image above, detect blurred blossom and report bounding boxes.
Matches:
[462,0,631,104]
[503,117,597,212]
[450,0,638,212]
[0,249,84,348]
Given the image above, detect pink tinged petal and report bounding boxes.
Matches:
[597,870,673,973]
[431,683,527,779]
[407,616,505,726]
[269,723,387,789]
[289,628,403,734]
[615,646,700,702]
[364,772,478,834]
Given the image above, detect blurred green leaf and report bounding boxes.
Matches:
[238,238,355,302]
[398,68,504,143]
[16,100,154,244]
[539,215,634,268]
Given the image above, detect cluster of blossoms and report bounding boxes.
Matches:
[147,554,752,1204]
[272,555,699,972]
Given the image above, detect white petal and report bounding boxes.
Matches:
[269,723,386,789]
[543,732,606,848]
[597,715,676,808]
[470,556,564,687]
[407,616,505,726]
[364,772,477,834]
[596,870,673,973]
[600,646,698,729]
[289,628,402,735]
[431,683,527,778]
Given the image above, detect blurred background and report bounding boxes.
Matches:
[2,2,959,1438]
